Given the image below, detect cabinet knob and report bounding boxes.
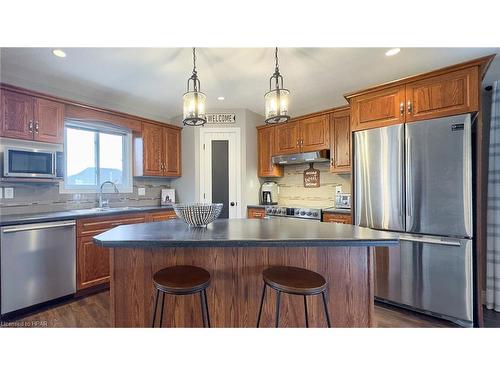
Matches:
[331,157,334,166]
[407,101,413,114]
[34,121,39,133]
[399,102,404,116]
[28,120,33,133]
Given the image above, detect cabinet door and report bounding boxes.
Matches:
[274,121,300,155]
[33,97,65,143]
[142,122,164,176]
[405,67,479,122]
[163,127,181,177]
[330,110,351,173]
[299,115,330,152]
[350,85,406,132]
[258,126,283,177]
[323,213,352,224]
[247,207,266,218]
[148,210,177,222]
[77,235,110,290]
[0,89,34,140]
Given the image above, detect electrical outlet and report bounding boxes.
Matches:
[335,185,343,194]
[4,187,14,199]
[0,187,3,199]
[138,187,146,196]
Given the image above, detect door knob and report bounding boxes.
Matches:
[230,202,236,207]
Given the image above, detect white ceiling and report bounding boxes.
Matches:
[1,48,499,123]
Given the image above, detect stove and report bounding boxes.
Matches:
[264,206,322,220]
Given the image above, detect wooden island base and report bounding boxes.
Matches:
[110,246,374,328]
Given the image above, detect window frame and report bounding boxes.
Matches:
[59,122,133,194]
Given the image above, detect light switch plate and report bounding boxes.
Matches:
[4,187,14,199]
[335,185,343,194]
[138,187,146,196]
[0,187,3,199]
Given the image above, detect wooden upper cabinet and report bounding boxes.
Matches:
[330,109,351,173]
[33,97,65,143]
[0,89,34,140]
[350,85,406,131]
[274,120,300,155]
[1,89,65,143]
[142,122,164,176]
[163,126,181,177]
[405,66,479,122]
[257,126,283,177]
[299,114,330,152]
[138,121,182,177]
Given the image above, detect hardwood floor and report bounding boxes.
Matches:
[5,291,498,328]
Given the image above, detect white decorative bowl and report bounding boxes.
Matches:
[173,203,223,227]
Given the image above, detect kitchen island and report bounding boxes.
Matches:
[94,218,398,328]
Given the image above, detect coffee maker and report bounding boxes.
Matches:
[260,181,279,205]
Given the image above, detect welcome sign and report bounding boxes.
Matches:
[206,113,236,124]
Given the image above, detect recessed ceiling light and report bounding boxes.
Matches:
[52,49,66,58]
[385,48,401,57]
[217,96,225,101]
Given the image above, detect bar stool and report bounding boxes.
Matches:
[256,266,331,328]
[151,265,211,328]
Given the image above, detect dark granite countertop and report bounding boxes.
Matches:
[0,206,174,226]
[93,218,399,248]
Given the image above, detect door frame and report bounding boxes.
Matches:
[198,127,242,218]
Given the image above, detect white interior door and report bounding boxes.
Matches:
[199,128,241,218]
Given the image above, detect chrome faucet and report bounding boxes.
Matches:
[99,181,119,208]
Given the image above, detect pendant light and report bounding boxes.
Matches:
[183,47,207,126]
[265,47,290,124]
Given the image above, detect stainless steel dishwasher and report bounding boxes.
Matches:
[1,220,76,315]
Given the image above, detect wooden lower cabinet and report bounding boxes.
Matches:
[76,210,175,291]
[247,207,266,218]
[147,210,177,222]
[322,212,352,224]
[77,235,111,290]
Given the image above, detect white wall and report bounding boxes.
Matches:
[170,109,264,215]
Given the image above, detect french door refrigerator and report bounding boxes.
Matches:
[354,113,474,327]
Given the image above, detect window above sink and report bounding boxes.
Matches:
[60,120,133,194]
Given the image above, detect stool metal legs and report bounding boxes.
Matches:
[256,282,331,328]
[304,295,309,328]
[151,288,211,328]
[256,283,267,327]
[275,291,281,328]
[321,291,331,328]
[199,289,211,328]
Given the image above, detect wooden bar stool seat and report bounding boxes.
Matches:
[151,265,211,327]
[257,266,331,328]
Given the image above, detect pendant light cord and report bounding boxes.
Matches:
[192,47,197,75]
[274,47,279,73]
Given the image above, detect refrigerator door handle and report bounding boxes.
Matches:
[399,235,461,247]
[406,135,412,218]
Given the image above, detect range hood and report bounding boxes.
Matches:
[272,150,330,165]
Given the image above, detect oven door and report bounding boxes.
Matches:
[4,148,56,178]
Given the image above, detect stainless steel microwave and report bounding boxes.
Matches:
[3,147,64,179]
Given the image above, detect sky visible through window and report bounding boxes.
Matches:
[66,127,124,186]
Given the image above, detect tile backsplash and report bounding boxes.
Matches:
[272,162,351,208]
[0,178,173,215]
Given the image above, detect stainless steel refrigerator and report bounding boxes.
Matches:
[354,113,474,327]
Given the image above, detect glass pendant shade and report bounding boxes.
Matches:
[183,90,206,126]
[265,47,290,124]
[182,48,207,126]
[265,88,290,124]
